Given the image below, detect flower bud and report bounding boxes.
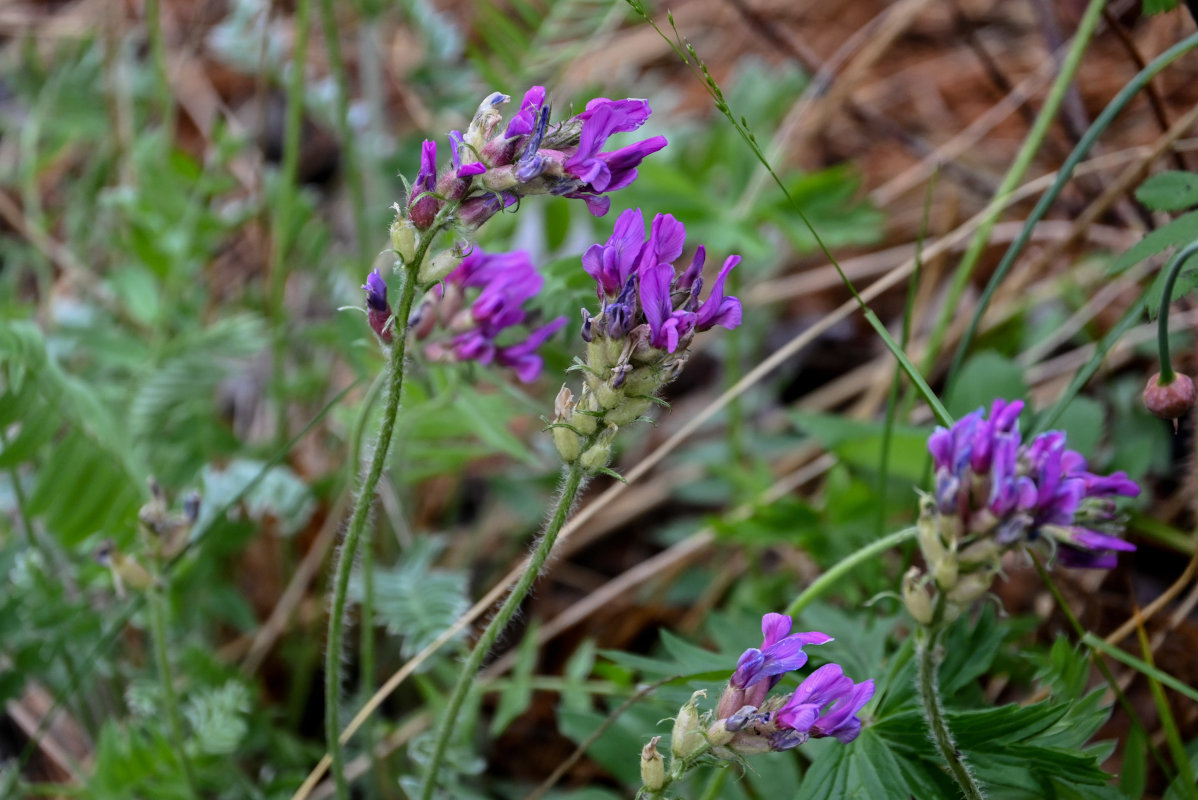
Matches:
[932,546,959,591]
[946,572,992,605]
[640,737,665,791]
[602,396,652,427]
[579,425,618,473]
[390,214,418,263]
[705,719,734,748]
[902,567,935,626]
[419,249,464,285]
[671,691,707,762]
[1144,371,1195,427]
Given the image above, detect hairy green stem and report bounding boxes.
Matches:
[924,0,1105,381]
[785,526,917,618]
[324,225,440,799]
[148,586,198,798]
[1155,241,1198,384]
[417,460,589,800]
[917,624,986,800]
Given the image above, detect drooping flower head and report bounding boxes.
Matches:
[408,250,565,383]
[701,614,874,757]
[403,87,667,231]
[550,209,744,467]
[928,399,1139,569]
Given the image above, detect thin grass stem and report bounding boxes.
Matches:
[148,585,198,798]
[927,0,1105,382]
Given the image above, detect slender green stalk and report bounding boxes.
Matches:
[417,461,589,800]
[950,30,1198,381]
[269,0,311,448]
[785,526,917,617]
[144,0,174,140]
[148,586,198,798]
[324,223,443,799]
[917,623,986,800]
[926,0,1105,381]
[1155,241,1198,384]
[318,0,370,259]
[1029,555,1172,778]
[877,176,934,536]
[1134,623,1198,799]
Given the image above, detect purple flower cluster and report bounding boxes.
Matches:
[406,87,667,230]
[929,399,1139,568]
[711,614,874,753]
[581,208,742,354]
[363,253,564,382]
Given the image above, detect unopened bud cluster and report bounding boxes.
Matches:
[550,209,743,470]
[904,399,1140,626]
[96,478,200,597]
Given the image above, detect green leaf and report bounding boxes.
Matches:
[352,538,470,660]
[1143,0,1181,14]
[1136,170,1198,211]
[946,351,1027,418]
[789,411,932,482]
[1120,725,1148,799]
[490,621,539,736]
[1108,209,1198,276]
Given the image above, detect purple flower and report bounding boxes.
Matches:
[411,250,565,383]
[401,87,666,233]
[408,140,441,229]
[362,269,393,343]
[928,399,1139,567]
[716,614,832,719]
[582,208,743,355]
[708,615,873,756]
[773,664,875,746]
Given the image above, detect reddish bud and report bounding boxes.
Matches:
[1144,372,1195,427]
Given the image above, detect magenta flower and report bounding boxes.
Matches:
[410,250,565,383]
[772,664,876,747]
[403,86,666,231]
[408,140,441,229]
[581,208,742,355]
[707,613,873,756]
[717,613,832,719]
[929,399,1139,568]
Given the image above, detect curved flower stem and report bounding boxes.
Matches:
[417,460,590,800]
[324,224,442,800]
[917,622,986,800]
[784,526,918,618]
[148,585,198,798]
[1155,241,1198,384]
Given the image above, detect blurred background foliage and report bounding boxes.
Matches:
[1,0,1197,798]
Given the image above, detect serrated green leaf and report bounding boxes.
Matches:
[1108,209,1198,276]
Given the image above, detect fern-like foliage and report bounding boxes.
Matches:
[351,537,470,660]
[467,0,628,89]
[0,321,143,546]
